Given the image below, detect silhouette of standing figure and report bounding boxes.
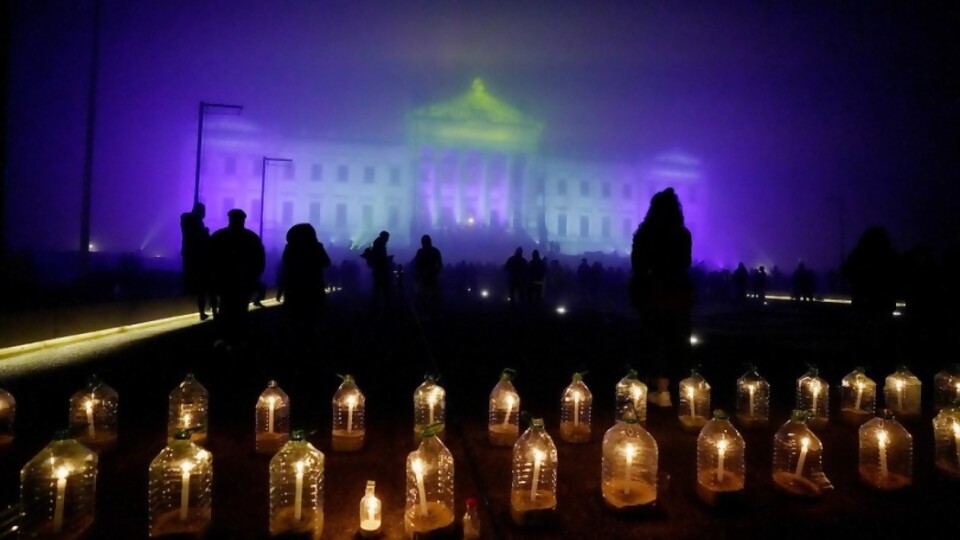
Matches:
[180,202,217,320]
[504,247,528,307]
[732,262,749,305]
[361,231,393,316]
[278,223,331,333]
[843,226,899,319]
[210,209,266,348]
[413,234,443,317]
[752,265,768,304]
[528,249,547,306]
[630,187,693,403]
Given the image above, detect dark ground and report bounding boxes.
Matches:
[0,289,957,539]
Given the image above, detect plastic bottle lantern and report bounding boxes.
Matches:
[614,369,647,424]
[601,409,658,512]
[69,375,119,453]
[168,373,209,446]
[772,411,831,498]
[511,418,558,526]
[358,480,382,538]
[883,366,921,422]
[269,430,325,539]
[414,374,446,439]
[559,372,592,443]
[735,366,769,429]
[332,374,365,452]
[932,401,960,480]
[933,365,960,412]
[404,425,455,538]
[148,431,213,537]
[858,411,913,491]
[255,380,290,455]
[20,431,98,538]
[679,369,711,432]
[696,410,745,506]
[0,387,15,450]
[840,368,876,425]
[489,369,520,447]
[796,367,829,430]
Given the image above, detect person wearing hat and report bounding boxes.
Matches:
[210,208,266,348]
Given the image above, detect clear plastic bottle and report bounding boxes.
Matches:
[20,431,98,539]
[359,480,382,537]
[332,374,365,452]
[488,368,520,447]
[269,430,324,539]
[559,372,592,443]
[168,372,209,445]
[405,426,455,538]
[414,374,446,439]
[148,431,213,537]
[601,409,658,511]
[614,368,647,424]
[883,366,922,422]
[772,410,830,498]
[858,411,912,491]
[932,402,960,480]
[735,365,769,429]
[0,387,15,450]
[511,418,558,526]
[69,375,119,453]
[679,369,710,432]
[933,364,960,412]
[839,367,876,425]
[795,366,829,430]
[255,380,290,455]
[695,410,745,506]
[461,496,480,539]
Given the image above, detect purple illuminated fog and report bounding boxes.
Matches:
[4,2,958,280]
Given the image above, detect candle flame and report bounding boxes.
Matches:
[856,380,865,391]
[504,394,516,408]
[411,457,425,476]
[532,448,546,464]
[810,381,821,397]
[427,388,440,407]
[747,383,756,394]
[180,460,194,474]
[55,466,70,480]
[876,429,888,446]
[686,386,695,401]
[295,460,305,475]
[623,443,636,461]
[84,398,95,413]
[266,395,278,407]
[345,394,358,408]
[182,412,192,427]
[716,438,728,453]
[895,379,904,392]
[952,422,960,437]
[630,385,642,402]
[571,390,582,402]
[800,437,810,450]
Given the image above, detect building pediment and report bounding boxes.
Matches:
[410,79,542,130]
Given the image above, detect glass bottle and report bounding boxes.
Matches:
[839,367,876,425]
[0,387,15,451]
[511,418,558,527]
[358,480,382,537]
[148,431,213,537]
[679,369,710,432]
[795,366,828,430]
[772,411,830,498]
[168,373,209,446]
[932,401,960,480]
[488,368,520,447]
[255,380,290,455]
[462,496,480,539]
[414,374,446,439]
[735,365,769,429]
[69,375,119,453]
[601,409,658,512]
[269,430,324,539]
[883,366,921,422]
[695,410,745,506]
[559,372,592,443]
[614,368,647,424]
[332,374,365,452]
[933,364,960,412]
[858,411,912,491]
[20,431,97,539]
[404,426,455,538]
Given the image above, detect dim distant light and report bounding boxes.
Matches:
[481,290,489,298]
[892,310,902,317]
[556,306,567,315]
[690,335,700,346]
[467,217,475,225]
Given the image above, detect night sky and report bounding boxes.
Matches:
[4,1,959,273]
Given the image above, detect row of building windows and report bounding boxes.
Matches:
[222,156,403,185]
[555,214,635,240]
[221,197,402,231]
[553,179,632,200]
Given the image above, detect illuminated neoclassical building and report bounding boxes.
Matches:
[197,80,704,258]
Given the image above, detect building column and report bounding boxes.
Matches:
[479,151,490,226]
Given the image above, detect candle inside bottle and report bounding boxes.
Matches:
[573,391,581,427]
[622,443,635,495]
[294,461,304,521]
[346,394,357,433]
[180,461,193,521]
[895,379,904,410]
[530,449,545,501]
[747,384,756,418]
[85,399,96,438]
[687,387,696,418]
[181,412,192,431]
[53,466,69,533]
[427,391,437,426]
[502,394,515,427]
[794,437,809,477]
[952,422,960,467]
[810,382,820,416]
[854,381,864,411]
[412,458,429,517]
[360,480,381,532]
[267,396,276,434]
[877,430,889,480]
[715,438,728,483]
[630,385,642,414]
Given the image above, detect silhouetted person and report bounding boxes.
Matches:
[843,226,899,319]
[528,249,547,306]
[630,187,693,401]
[210,209,266,348]
[792,261,816,302]
[752,265,767,304]
[361,231,393,316]
[577,258,592,300]
[505,247,528,306]
[278,223,331,333]
[413,234,443,316]
[180,202,216,320]
[732,262,749,305]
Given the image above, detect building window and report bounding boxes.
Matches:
[337,165,349,182]
[224,155,236,176]
[557,179,567,196]
[580,215,589,238]
[602,216,611,239]
[311,163,323,181]
[364,166,375,184]
[284,163,295,180]
[335,203,347,227]
[309,202,321,227]
[602,182,611,198]
[580,181,589,197]
[362,205,373,228]
[390,166,401,185]
[388,205,400,228]
[557,214,567,237]
[281,201,294,226]
[623,184,633,200]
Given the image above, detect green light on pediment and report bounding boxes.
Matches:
[409,78,543,129]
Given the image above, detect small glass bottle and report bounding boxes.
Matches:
[858,411,912,491]
[614,368,647,424]
[358,480,382,538]
[255,380,290,455]
[404,426,455,538]
[696,410,745,507]
[933,364,960,412]
[601,409,658,512]
[0,387,15,451]
[332,374,365,452]
[269,430,324,539]
[148,431,213,537]
[168,372,209,446]
[462,496,480,540]
[839,367,876,425]
[559,372,592,443]
[679,369,711,432]
[772,411,830,498]
[414,374,446,439]
[932,401,960,480]
[70,375,119,453]
[735,365,769,429]
[884,366,922,422]
[20,431,98,539]
[796,366,828,430]
[489,369,520,447]
[511,418,557,527]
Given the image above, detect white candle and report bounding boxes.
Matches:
[180,461,193,521]
[573,391,581,427]
[794,437,809,477]
[630,385,642,414]
[181,412,192,431]
[877,430,889,480]
[854,381,864,411]
[895,379,904,410]
[294,461,304,521]
[623,443,635,495]
[53,466,68,533]
[267,396,276,434]
[952,422,960,467]
[810,381,820,416]
[85,399,96,439]
[747,384,756,418]
[427,392,437,426]
[412,458,429,517]
[716,438,728,483]
[502,394,515,427]
[346,394,357,433]
[687,387,696,419]
[530,449,545,501]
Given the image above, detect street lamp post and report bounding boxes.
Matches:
[260,157,293,238]
[193,101,244,206]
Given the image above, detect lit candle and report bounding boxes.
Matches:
[412,458,429,517]
[894,379,904,410]
[854,381,864,411]
[267,396,277,434]
[427,390,438,426]
[502,394,515,427]
[630,385,642,413]
[955,382,960,400]
[360,480,381,534]
[952,422,960,467]
[622,443,635,495]
[346,394,358,433]
[85,399,96,439]
[716,438,728,483]
[687,387,696,419]
[181,412,192,431]
[747,384,756,418]
[573,391,582,427]
[53,466,69,533]
[810,381,820,416]
[180,461,194,521]
[877,430,889,480]
[530,449,545,501]
[794,437,809,477]
[294,461,304,521]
